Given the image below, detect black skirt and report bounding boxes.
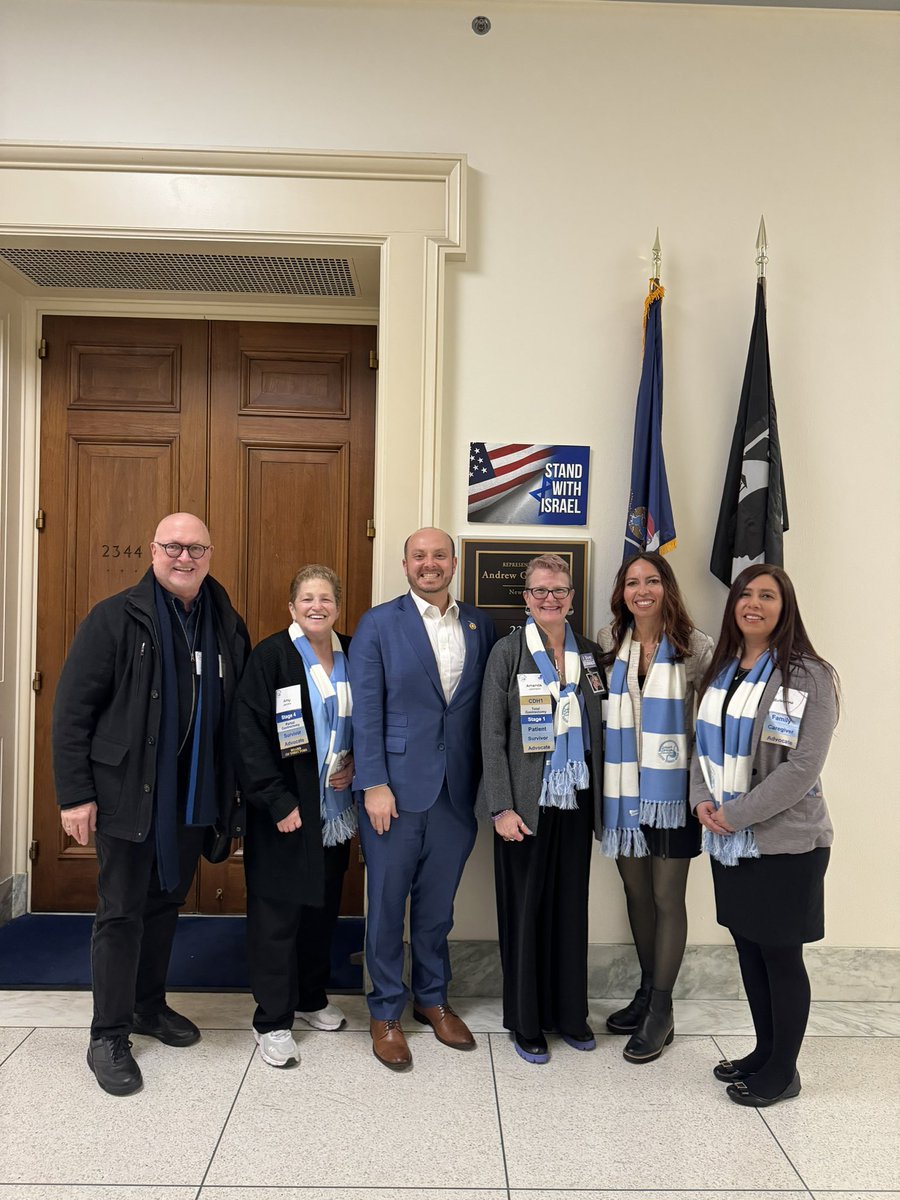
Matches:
[642,799,701,859]
[712,846,830,945]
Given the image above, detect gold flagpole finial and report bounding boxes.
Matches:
[651,228,662,287]
[756,214,768,284]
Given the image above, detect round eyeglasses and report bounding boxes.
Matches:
[524,586,574,600]
[155,542,210,560]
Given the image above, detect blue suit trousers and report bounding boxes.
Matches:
[359,785,477,1020]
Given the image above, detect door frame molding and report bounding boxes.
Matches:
[0,141,467,908]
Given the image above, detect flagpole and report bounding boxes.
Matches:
[756,214,768,300]
[651,227,661,288]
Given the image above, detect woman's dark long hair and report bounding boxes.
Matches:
[600,551,695,667]
[699,563,839,710]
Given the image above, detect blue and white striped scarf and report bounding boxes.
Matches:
[524,618,589,809]
[289,623,357,846]
[695,652,775,866]
[602,629,688,858]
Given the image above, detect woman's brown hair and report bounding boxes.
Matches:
[600,551,695,667]
[699,563,839,710]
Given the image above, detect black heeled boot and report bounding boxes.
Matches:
[623,987,674,1063]
[605,974,652,1034]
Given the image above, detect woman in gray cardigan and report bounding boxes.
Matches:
[692,564,839,1108]
[476,554,604,1064]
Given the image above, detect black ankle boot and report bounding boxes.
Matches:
[606,977,652,1034]
[623,988,674,1063]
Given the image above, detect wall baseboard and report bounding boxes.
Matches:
[447,940,900,1002]
[0,874,27,928]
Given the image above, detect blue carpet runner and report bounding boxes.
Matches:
[0,913,363,992]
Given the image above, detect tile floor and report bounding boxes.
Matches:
[0,990,897,1199]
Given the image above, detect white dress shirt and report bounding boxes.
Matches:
[410,590,466,703]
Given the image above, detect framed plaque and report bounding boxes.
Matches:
[459,537,590,638]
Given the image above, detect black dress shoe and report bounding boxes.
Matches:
[606,982,651,1034]
[87,1035,143,1096]
[713,1058,752,1082]
[513,1031,550,1064]
[623,988,674,1063]
[727,1070,801,1107]
[132,1005,201,1047]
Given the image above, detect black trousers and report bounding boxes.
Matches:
[92,821,205,1039]
[248,839,351,1033]
[494,797,594,1039]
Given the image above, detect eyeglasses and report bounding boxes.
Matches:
[525,586,574,600]
[154,542,210,560]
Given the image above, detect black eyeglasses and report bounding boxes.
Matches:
[155,542,210,560]
[525,586,574,600]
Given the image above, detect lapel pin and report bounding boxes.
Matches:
[468,621,477,630]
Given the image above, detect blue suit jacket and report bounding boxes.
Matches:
[349,593,497,812]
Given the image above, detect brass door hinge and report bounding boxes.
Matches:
[29,840,39,861]
[35,509,46,531]
[32,670,42,693]
[368,349,378,370]
[37,338,48,359]
[366,518,376,539]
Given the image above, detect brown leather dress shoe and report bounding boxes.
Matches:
[370,1018,412,1070]
[413,1003,476,1050]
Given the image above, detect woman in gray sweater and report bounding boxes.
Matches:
[476,554,604,1064]
[692,564,839,1108]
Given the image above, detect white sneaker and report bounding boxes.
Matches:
[294,1002,346,1031]
[254,1028,299,1067]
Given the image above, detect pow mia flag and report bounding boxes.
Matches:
[710,281,788,585]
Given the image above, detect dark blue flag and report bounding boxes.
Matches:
[710,281,788,585]
[623,284,677,560]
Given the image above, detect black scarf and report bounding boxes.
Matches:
[153,581,222,891]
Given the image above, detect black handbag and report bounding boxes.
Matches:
[201,790,245,864]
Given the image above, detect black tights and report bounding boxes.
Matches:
[731,931,811,1098]
[616,855,690,993]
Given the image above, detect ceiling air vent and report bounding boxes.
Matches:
[0,248,358,297]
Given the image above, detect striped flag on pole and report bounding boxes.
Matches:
[710,281,788,585]
[623,283,677,559]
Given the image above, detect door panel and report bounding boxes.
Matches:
[33,317,209,913]
[32,316,375,918]
[201,321,375,914]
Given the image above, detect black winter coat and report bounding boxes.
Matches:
[235,628,352,908]
[51,568,251,841]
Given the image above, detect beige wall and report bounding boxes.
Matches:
[0,0,897,946]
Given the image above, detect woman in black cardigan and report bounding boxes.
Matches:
[236,565,356,1068]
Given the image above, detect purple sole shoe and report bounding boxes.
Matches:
[513,1033,550,1064]
[561,1032,597,1051]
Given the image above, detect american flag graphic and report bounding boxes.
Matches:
[468,443,556,519]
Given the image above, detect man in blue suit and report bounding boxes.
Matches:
[350,527,496,1069]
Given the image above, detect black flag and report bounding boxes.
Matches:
[710,281,788,585]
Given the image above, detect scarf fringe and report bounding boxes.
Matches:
[639,798,686,829]
[539,760,589,809]
[322,802,358,847]
[702,826,761,866]
[601,826,650,858]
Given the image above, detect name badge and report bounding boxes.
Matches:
[275,685,311,758]
[518,674,555,753]
[580,652,607,697]
[760,687,808,748]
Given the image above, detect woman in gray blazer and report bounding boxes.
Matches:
[476,554,604,1064]
[691,564,839,1108]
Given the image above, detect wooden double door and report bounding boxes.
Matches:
[32,315,376,915]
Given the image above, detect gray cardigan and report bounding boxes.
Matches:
[689,657,837,855]
[475,627,604,836]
